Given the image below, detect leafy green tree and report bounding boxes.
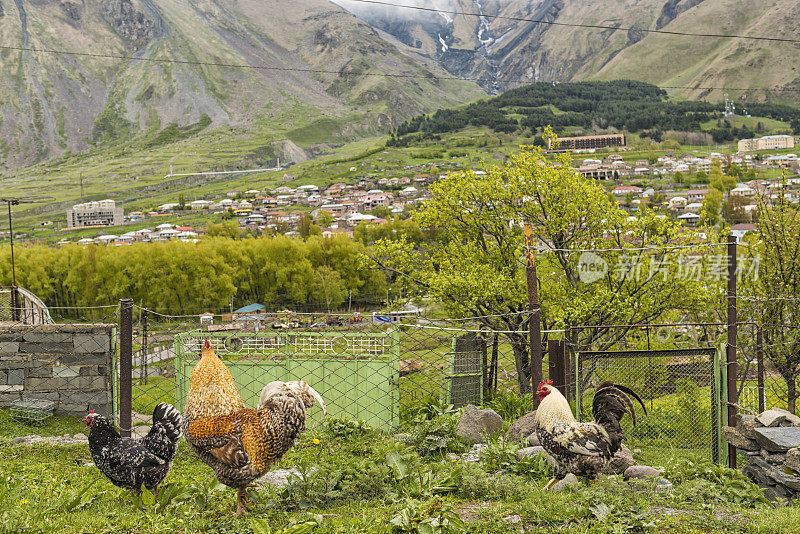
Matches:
[178,193,186,211]
[709,162,736,193]
[371,141,711,394]
[311,266,347,312]
[206,221,242,239]
[673,171,684,185]
[699,189,723,226]
[745,194,800,411]
[316,210,334,228]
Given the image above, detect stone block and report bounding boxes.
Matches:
[0,385,23,392]
[0,356,29,369]
[753,427,800,452]
[52,366,80,378]
[26,367,52,378]
[73,334,109,354]
[0,342,20,353]
[455,405,503,444]
[18,342,73,354]
[737,414,760,439]
[603,444,635,474]
[6,368,24,386]
[624,465,662,480]
[62,391,110,405]
[505,411,537,442]
[0,371,5,385]
[786,448,800,473]
[551,473,579,492]
[59,353,108,365]
[97,365,107,375]
[722,425,760,451]
[0,391,22,406]
[78,366,94,376]
[26,375,106,391]
[516,446,557,468]
[757,409,791,428]
[22,332,74,344]
[57,403,93,416]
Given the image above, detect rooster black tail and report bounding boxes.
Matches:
[592,381,647,426]
[152,402,183,442]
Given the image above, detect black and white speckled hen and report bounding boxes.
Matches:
[84,402,183,496]
[534,380,646,490]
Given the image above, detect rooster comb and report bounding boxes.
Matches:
[538,379,553,387]
[203,338,211,349]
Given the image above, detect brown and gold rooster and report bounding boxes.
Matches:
[183,340,326,515]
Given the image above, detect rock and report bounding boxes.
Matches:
[516,446,557,468]
[72,433,87,441]
[722,426,760,451]
[772,408,800,426]
[655,478,673,491]
[747,455,800,491]
[760,486,788,504]
[551,473,579,492]
[456,405,503,444]
[757,409,791,428]
[760,449,786,466]
[445,453,460,462]
[505,411,537,443]
[527,433,540,446]
[786,448,800,473]
[257,467,310,488]
[632,448,642,455]
[737,415,760,439]
[624,465,662,480]
[462,443,487,463]
[742,464,771,486]
[752,427,800,452]
[603,444,634,474]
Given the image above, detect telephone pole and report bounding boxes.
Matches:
[2,198,20,321]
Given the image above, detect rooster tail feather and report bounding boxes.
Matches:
[152,402,183,441]
[609,383,647,417]
[592,382,645,426]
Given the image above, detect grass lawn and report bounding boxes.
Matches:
[0,418,798,534]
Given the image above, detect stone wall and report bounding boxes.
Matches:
[723,408,800,503]
[0,325,114,417]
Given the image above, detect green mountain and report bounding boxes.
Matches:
[336,0,800,101]
[0,0,485,169]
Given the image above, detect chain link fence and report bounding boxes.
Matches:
[570,324,727,463]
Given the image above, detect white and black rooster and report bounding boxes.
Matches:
[534,379,646,490]
[84,402,183,496]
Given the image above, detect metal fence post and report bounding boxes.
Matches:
[524,223,541,397]
[119,299,133,438]
[757,326,765,413]
[548,339,567,400]
[726,236,738,469]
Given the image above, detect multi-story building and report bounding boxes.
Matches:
[66,200,123,228]
[738,135,795,152]
[548,133,625,151]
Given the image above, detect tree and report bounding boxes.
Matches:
[699,189,723,226]
[673,171,684,185]
[316,210,334,228]
[206,221,242,239]
[371,140,711,395]
[709,162,736,193]
[178,193,186,211]
[748,194,800,411]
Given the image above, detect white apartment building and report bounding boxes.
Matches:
[66,199,124,228]
[738,135,795,152]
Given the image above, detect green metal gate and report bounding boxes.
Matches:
[175,330,400,430]
[576,346,724,463]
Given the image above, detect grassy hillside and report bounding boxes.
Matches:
[0,0,484,170]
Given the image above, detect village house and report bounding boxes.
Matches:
[687,189,708,202]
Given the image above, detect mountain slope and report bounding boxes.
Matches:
[0,0,484,169]
[335,0,800,101]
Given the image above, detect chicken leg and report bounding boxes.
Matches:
[235,487,249,516]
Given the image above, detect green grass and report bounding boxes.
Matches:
[131,376,176,415]
[0,416,797,533]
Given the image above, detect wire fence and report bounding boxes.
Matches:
[1,298,800,470]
